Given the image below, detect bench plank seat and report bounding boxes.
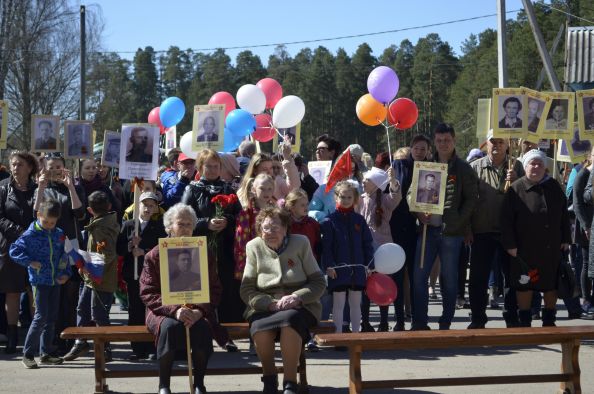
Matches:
[61,321,334,394]
[315,326,594,394]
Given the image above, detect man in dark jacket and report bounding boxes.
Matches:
[161,153,196,209]
[116,192,166,359]
[410,124,478,330]
[468,132,523,328]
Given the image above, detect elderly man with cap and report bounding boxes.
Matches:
[468,131,524,328]
[116,191,167,360]
[501,149,571,327]
[161,152,197,209]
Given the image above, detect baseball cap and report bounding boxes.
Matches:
[178,153,195,163]
[139,192,159,203]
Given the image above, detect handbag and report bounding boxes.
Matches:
[557,252,578,299]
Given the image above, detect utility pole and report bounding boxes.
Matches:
[497,0,508,88]
[521,0,562,91]
[80,5,86,120]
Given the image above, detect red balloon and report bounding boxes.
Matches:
[387,98,419,129]
[148,107,166,134]
[256,78,283,109]
[209,91,236,117]
[252,113,275,142]
[366,273,397,306]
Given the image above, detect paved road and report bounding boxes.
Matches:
[1,295,593,393]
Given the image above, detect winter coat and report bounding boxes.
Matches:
[139,244,222,341]
[357,188,402,246]
[84,212,120,292]
[9,221,71,286]
[582,169,594,278]
[501,176,571,290]
[161,171,192,209]
[321,209,374,292]
[0,178,37,262]
[240,235,326,321]
[116,218,167,282]
[572,166,592,248]
[390,155,418,250]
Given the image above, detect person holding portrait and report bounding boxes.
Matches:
[240,207,325,394]
[140,203,222,394]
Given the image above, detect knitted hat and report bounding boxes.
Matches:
[348,144,364,160]
[363,167,389,190]
[522,149,547,168]
[466,148,484,162]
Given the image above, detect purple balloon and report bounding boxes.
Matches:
[367,66,399,104]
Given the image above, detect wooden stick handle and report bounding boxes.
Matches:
[420,223,428,270]
[186,326,193,393]
[133,184,141,280]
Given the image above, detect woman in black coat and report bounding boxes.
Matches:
[181,149,243,350]
[501,150,571,327]
[0,151,39,353]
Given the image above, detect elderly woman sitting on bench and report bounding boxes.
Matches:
[240,207,326,394]
[140,203,222,394]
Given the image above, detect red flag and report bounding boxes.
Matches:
[325,149,352,193]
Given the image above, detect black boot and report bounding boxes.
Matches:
[261,374,278,394]
[518,310,532,327]
[542,308,557,327]
[282,380,299,394]
[5,325,17,354]
[502,310,519,328]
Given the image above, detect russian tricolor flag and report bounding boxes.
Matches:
[64,238,105,284]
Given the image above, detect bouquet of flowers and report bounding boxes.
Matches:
[209,193,239,250]
[515,255,539,285]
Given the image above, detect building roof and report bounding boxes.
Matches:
[565,26,594,84]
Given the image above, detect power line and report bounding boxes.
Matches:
[540,3,594,24]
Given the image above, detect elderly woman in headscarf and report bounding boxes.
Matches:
[501,149,571,327]
[140,203,222,394]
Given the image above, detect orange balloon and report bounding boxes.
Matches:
[356,94,387,126]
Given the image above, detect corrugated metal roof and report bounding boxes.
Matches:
[565,26,594,84]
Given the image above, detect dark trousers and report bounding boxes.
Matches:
[581,247,593,304]
[56,279,80,351]
[0,292,6,335]
[469,233,516,325]
[458,244,470,298]
[126,279,154,355]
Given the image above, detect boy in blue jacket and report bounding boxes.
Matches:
[10,199,71,369]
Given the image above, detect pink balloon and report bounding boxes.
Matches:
[256,78,283,109]
[209,91,236,117]
[252,114,275,142]
[148,107,167,134]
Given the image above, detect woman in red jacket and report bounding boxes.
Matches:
[140,203,222,394]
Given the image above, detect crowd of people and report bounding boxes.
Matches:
[0,123,593,394]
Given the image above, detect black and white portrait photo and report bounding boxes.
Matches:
[545,99,569,130]
[278,126,296,145]
[527,98,545,133]
[416,170,441,205]
[168,248,201,292]
[65,121,93,159]
[32,115,60,152]
[101,131,121,167]
[118,124,160,181]
[584,97,594,131]
[498,96,523,129]
[196,112,219,142]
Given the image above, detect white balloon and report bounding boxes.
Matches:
[179,131,199,158]
[374,243,405,275]
[236,84,266,115]
[272,95,305,129]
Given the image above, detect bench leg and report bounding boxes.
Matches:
[94,339,107,394]
[559,339,581,394]
[349,345,363,394]
[298,348,309,393]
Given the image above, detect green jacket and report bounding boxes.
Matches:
[85,212,120,292]
[470,155,524,235]
[440,152,479,236]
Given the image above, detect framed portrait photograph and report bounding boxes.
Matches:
[576,89,594,139]
[523,87,547,143]
[0,100,7,149]
[165,125,177,153]
[119,123,160,180]
[408,161,448,215]
[101,131,121,168]
[537,91,575,139]
[64,120,93,159]
[556,139,572,163]
[475,98,491,141]
[192,104,225,151]
[272,123,301,153]
[562,123,592,164]
[307,160,332,185]
[492,88,527,139]
[31,115,60,152]
[158,237,210,305]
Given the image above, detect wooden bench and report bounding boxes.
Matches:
[316,326,594,394]
[61,322,333,394]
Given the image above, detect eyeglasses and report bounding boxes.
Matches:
[262,224,282,233]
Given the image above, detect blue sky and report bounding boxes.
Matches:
[90,0,526,64]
